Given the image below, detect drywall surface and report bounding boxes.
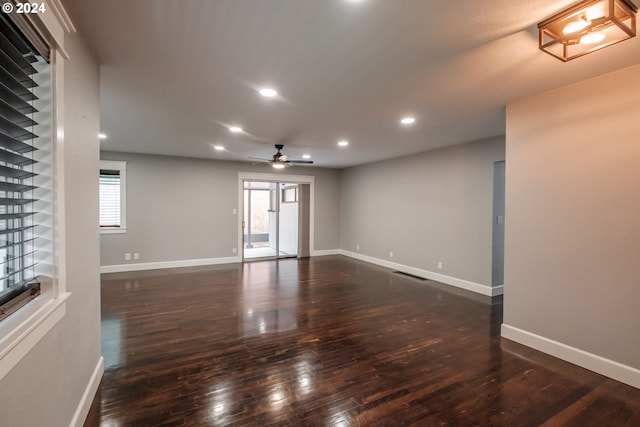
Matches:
[339,137,505,288]
[99,152,340,266]
[279,194,299,256]
[504,64,640,370]
[0,28,102,426]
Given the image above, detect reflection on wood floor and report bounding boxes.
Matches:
[85,256,640,426]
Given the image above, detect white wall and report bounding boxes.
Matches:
[278,186,299,255]
[339,137,505,294]
[100,152,340,268]
[0,28,102,426]
[503,64,640,387]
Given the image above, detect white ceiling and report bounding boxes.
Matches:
[65,0,640,168]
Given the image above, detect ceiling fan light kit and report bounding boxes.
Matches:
[248,144,314,168]
[538,0,637,61]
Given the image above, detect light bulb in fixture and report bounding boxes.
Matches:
[580,31,606,44]
[401,117,416,125]
[302,154,311,159]
[563,16,591,34]
[259,88,278,97]
[213,145,224,151]
[272,163,286,169]
[99,133,107,139]
[338,140,349,147]
[229,126,243,133]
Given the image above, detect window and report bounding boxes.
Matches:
[99,160,127,233]
[0,2,75,383]
[0,14,50,320]
[282,185,298,203]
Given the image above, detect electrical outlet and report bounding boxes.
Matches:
[438,261,443,270]
[232,247,237,254]
[133,253,139,260]
[125,253,131,261]
[389,251,394,258]
[356,244,360,251]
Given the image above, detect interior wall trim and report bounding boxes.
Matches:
[339,250,501,297]
[70,356,104,427]
[100,257,241,274]
[100,252,341,273]
[501,324,640,389]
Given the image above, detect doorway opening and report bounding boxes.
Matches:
[243,180,308,261]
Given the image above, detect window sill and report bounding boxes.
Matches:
[100,228,127,235]
[0,290,70,381]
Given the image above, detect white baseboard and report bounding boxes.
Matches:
[311,249,340,257]
[70,356,104,427]
[101,252,344,273]
[501,324,640,389]
[100,256,241,273]
[100,251,502,298]
[338,250,501,297]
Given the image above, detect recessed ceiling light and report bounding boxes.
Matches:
[401,117,416,125]
[302,154,311,159]
[98,133,107,139]
[259,88,278,98]
[338,140,349,147]
[229,126,243,133]
[213,145,224,151]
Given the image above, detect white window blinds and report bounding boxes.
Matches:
[99,170,121,227]
[0,13,49,319]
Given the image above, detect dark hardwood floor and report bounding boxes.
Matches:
[85,256,640,426]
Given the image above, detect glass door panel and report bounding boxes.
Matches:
[243,181,276,260]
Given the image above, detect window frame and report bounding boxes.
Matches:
[99,160,127,234]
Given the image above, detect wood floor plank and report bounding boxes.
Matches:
[84,256,640,426]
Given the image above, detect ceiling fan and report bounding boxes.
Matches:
[248,144,314,169]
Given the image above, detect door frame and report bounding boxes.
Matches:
[238,172,315,261]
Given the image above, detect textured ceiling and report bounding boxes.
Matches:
[65,0,640,168]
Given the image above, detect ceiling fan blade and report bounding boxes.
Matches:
[288,160,314,164]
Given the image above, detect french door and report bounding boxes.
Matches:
[242,181,299,261]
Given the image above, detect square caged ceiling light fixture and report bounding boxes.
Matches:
[539,0,637,61]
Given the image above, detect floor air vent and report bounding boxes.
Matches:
[392,271,428,281]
